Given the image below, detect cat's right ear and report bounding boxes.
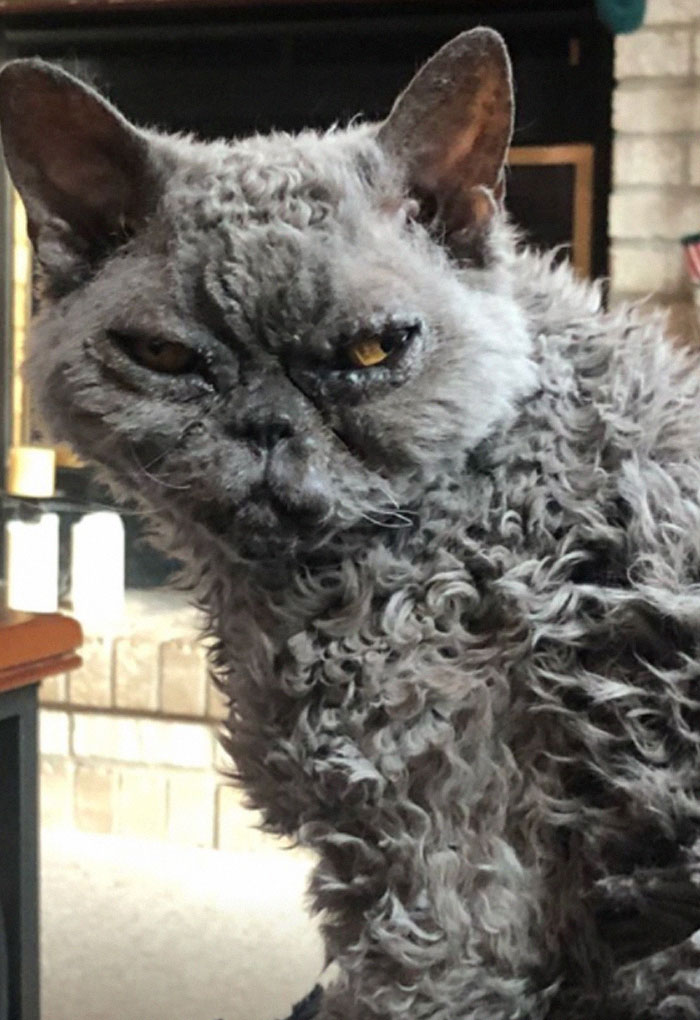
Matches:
[377,28,513,259]
[0,59,158,295]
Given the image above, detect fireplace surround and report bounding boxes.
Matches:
[0,0,613,499]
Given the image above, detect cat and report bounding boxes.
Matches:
[3,26,700,1020]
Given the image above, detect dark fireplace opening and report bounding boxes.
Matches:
[0,0,613,587]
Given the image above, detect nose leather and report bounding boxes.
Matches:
[226,374,307,448]
[265,438,329,519]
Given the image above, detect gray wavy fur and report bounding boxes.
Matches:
[3,29,700,1019]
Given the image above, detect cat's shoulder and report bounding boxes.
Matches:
[518,249,700,466]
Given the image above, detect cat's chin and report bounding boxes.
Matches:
[190,490,335,565]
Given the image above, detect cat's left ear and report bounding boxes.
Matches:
[377,27,513,251]
[0,59,158,295]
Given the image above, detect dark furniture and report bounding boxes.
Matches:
[0,610,82,1020]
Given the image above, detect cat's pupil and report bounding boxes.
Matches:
[135,338,194,373]
[109,330,197,375]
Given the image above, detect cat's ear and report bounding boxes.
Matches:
[377,27,513,250]
[0,59,158,294]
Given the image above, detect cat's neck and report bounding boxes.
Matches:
[190,454,500,686]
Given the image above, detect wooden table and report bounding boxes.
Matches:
[0,611,82,1020]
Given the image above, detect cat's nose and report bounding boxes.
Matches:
[239,415,294,448]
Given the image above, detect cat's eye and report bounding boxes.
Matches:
[110,332,198,375]
[347,325,418,369]
[348,337,390,368]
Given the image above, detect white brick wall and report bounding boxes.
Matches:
[645,0,700,24]
[38,592,264,852]
[610,1,700,343]
[615,27,692,77]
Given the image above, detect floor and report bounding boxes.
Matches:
[41,830,325,1020]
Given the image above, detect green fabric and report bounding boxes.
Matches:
[595,0,645,33]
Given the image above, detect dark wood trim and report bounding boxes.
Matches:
[0,0,589,11]
[6,0,455,11]
[0,653,82,692]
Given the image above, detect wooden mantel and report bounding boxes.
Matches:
[0,0,547,12]
[0,609,82,693]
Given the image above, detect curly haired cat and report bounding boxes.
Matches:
[3,28,700,1019]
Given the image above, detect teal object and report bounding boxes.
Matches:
[596,0,646,32]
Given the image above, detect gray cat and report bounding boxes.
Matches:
[3,27,700,1019]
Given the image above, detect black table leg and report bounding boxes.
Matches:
[0,684,39,1020]
[0,901,8,1020]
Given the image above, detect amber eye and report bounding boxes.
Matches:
[347,325,418,369]
[348,337,390,368]
[111,332,198,375]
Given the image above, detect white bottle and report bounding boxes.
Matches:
[6,512,60,613]
[70,511,125,632]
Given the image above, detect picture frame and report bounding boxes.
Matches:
[507,142,595,279]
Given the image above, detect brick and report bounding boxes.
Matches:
[68,637,112,708]
[167,771,215,847]
[613,137,686,187]
[216,783,273,853]
[666,299,700,345]
[74,763,116,834]
[616,28,692,78]
[691,141,700,186]
[39,673,67,704]
[114,635,159,711]
[610,242,686,294]
[160,638,208,717]
[207,681,229,722]
[115,768,167,840]
[614,84,700,133]
[72,713,213,768]
[609,188,700,240]
[214,735,234,773]
[645,0,700,22]
[39,709,70,756]
[40,757,74,829]
[142,719,214,768]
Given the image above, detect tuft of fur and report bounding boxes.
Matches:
[4,36,700,1020]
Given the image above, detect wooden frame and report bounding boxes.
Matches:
[9,190,80,465]
[508,142,595,279]
[9,192,31,451]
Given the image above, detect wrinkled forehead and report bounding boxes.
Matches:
[160,127,385,241]
[150,131,409,339]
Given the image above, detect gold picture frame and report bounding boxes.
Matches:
[508,143,595,279]
[9,188,81,467]
[10,189,31,450]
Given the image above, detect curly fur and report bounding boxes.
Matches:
[206,259,700,1020]
[3,33,700,1020]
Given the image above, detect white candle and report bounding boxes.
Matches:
[6,446,55,498]
[71,512,125,632]
[5,512,60,613]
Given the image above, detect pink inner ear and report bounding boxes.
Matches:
[0,62,150,243]
[377,29,513,237]
[439,78,512,190]
[44,150,133,220]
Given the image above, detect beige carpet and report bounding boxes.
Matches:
[41,830,324,1020]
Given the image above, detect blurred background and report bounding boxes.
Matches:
[0,0,698,1017]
